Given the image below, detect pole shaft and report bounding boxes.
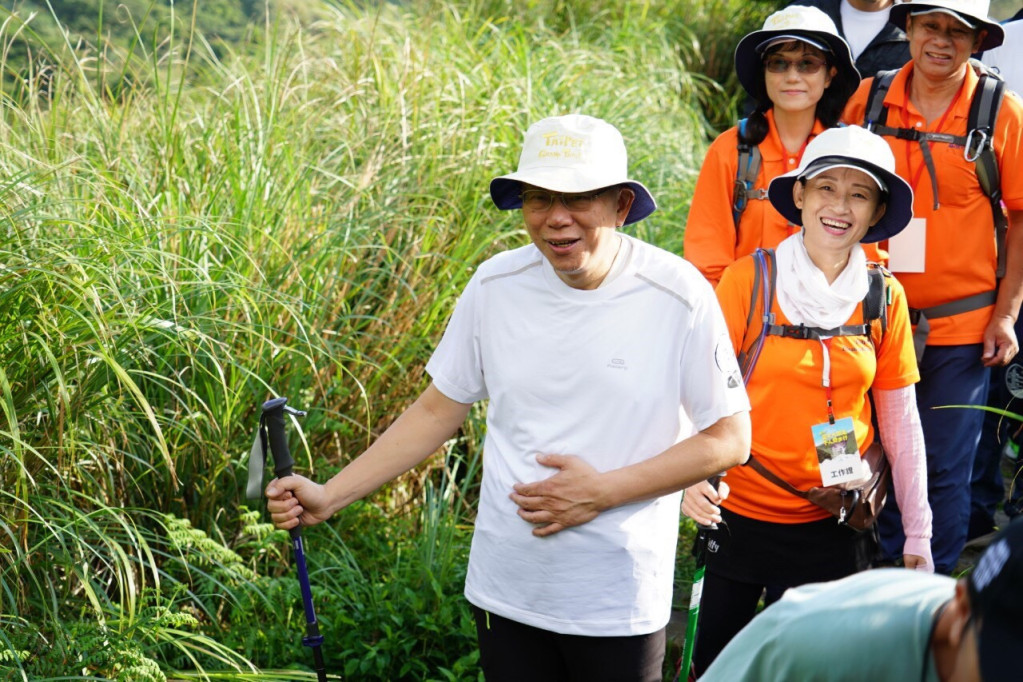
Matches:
[676,474,723,682]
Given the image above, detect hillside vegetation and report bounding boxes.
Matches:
[0,1,772,679]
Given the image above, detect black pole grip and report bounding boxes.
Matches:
[700,474,725,531]
[262,397,295,479]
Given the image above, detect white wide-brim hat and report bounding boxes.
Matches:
[489,114,657,225]
[890,0,1004,52]
[767,125,914,244]
[734,5,860,103]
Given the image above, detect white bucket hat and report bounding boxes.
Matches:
[489,114,657,225]
[767,126,914,243]
[734,6,860,103]
[890,0,1004,51]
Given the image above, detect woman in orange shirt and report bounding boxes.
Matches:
[683,5,863,285]
[682,126,933,674]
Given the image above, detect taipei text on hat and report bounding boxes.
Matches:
[489,114,656,226]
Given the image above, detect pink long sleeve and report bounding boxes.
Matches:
[874,386,933,571]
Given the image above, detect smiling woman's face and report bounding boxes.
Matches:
[763,41,836,115]
[794,166,886,261]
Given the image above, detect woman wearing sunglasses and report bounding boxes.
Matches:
[684,5,869,286]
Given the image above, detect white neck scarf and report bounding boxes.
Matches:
[775,232,869,330]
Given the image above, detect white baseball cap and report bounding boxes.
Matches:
[489,114,656,225]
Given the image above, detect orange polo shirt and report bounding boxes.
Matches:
[716,255,919,523]
[684,111,885,286]
[843,63,1023,345]
[684,110,816,286]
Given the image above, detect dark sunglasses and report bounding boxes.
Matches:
[763,55,828,75]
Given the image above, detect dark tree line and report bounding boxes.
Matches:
[0,0,282,96]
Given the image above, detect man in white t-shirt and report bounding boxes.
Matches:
[789,0,910,77]
[265,114,752,680]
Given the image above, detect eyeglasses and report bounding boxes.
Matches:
[763,55,827,75]
[520,188,612,213]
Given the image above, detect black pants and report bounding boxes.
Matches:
[471,605,665,682]
[691,571,785,676]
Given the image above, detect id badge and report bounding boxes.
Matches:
[887,217,926,273]
[811,416,861,486]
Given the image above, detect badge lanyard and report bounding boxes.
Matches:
[821,337,836,424]
[814,338,861,486]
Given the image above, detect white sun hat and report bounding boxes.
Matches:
[733,5,860,103]
[489,114,656,225]
[889,0,1004,52]
[767,125,914,243]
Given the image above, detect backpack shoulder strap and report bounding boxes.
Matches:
[863,70,898,131]
[733,118,764,231]
[737,248,775,383]
[966,60,1004,180]
[966,62,1008,278]
[864,263,891,346]
[864,69,950,209]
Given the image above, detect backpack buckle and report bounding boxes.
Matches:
[733,180,749,212]
[780,325,811,339]
[964,128,989,163]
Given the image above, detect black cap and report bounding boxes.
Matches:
[967,518,1023,681]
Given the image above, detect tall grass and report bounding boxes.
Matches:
[0,0,769,678]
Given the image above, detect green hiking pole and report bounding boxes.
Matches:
[677,474,722,682]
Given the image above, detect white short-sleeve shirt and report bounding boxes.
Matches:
[426,234,749,636]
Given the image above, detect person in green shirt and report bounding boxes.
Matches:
[700,519,1022,681]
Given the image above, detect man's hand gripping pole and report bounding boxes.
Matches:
[252,397,329,682]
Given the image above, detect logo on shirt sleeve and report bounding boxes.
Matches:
[714,335,743,389]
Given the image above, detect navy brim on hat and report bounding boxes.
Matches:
[889,4,1004,52]
[489,178,657,226]
[734,29,860,103]
[767,157,914,243]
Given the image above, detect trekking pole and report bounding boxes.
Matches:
[676,474,723,682]
[248,397,329,682]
